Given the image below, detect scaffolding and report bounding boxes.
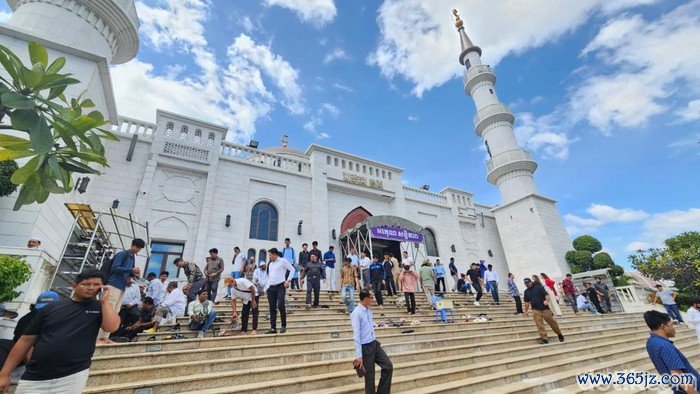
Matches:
[49,204,150,298]
[338,215,428,263]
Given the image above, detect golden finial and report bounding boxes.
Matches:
[452,9,463,29]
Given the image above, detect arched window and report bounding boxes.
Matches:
[249,201,279,241]
[326,155,331,165]
[424,228,439,257]
[334,158,338,166]
[179,125,188,141]
[193,129,202,144]
[207,132,215,147]
[247,248,256,261]
[258,249,267,263]
[164,122,174,137]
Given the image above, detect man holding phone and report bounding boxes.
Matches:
[0,270,120,393]
[351,289,393,394]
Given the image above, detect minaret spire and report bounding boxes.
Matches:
[452,9,481,64]
[453,10,572,281]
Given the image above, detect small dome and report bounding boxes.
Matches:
[263,146,309,160]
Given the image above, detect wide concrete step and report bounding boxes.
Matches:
[87,325,649,387]
[304,331,700,394]
[85,319,653,393]
[94,314,627,358]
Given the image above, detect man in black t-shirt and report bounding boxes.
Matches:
[0,270,120,393]
[523,277,564,345]
[466,263,484,305]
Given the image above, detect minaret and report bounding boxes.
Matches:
[453,10,571,279]
[6,0,140,64]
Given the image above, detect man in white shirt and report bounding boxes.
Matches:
[484,264,500,305]
[230,277,259,335]
[264,248,294,334]
[347,247,360,268]
[401,251,414,268]
[576,293,599,314]
[687,299,700,342]
[360,252,372,289]
[145,272,165,305]
[231,246,246,279]
[653,284,684,324]
[187,290,217,338]
[253,261,268,294]
[151,282,186,331]
[115,278,142,336]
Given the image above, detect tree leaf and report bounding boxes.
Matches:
[46,56,66,74]
[47,155,62,179]
[10,155,42,184]
[0,46,20,83]
[87,134,104,155]
[9,108,40,131]
[71,150,107,166]
[1,91,35,109]
[70,115,101,133]
[47,85,67,100]
[19,65,42,89]
[0,134,31,151]
[12,182,37,210]
[0,149,33,161]
[28,42,48,71]
[34,76,79,91]
[28,115,53,154]
[97,127,120,142]
[81,99,95,108]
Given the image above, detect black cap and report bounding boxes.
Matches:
[523,278,532,283]
[268,248,282,256]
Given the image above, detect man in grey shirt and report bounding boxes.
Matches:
[593,277,612,313]
[204,248,225,301]
[305,254,325,309]
[654,284,684,324]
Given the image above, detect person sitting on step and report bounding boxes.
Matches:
[187,290,218,338]
[149,281,186,333]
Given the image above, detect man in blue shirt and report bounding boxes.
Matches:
[434,259,446,293]
[644,310,699,394]
[281,238,296,288]
[98,238,145,343]
[351,289,392,394]
[323,246,337,292]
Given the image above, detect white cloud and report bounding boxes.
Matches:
[408,115,418,122]
[530,96,545,105]
[369,0,654,97]
[572,2,700,133]
[264,0,337,28]
[0,10,12,23]
[112,1,304,142]
[676,99,700,123]
[668,132,700,155]
[626,241,651,252]
[317,132,330,140]
[323,47,349,64]
[332,83,354,93]
[322,103,340,117]
[565,203,648,234]
[514,112,576,160]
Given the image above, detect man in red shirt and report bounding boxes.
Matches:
[561,274,580,315]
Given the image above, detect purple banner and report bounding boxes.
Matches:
[370,226,424,243]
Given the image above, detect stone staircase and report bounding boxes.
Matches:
[85,290,700,393]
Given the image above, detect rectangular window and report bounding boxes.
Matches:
[146,241,184,278]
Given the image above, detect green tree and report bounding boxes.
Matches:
[0,41,117,210]
[0,159,18,197]
[572,235,603,254]
[593,252,614,269]
[570,250,594,272]
[630,231,700,297]
[0,255,32,303]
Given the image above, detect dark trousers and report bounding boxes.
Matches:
[306,276,321,306]
[266,284,287,330]
[205,278,220,301]
[590,296,604,314]
[513,295,523,314]
[600,295,612,313]
[435,277,446,293]
[187,279,207,303]
[371,279,384,305]
[472,282,483,301]
[362,340,393,394]
[385,276,396,297]
[290,278,300,290]
[362,269,370,289]
[404,292,416,314]
[241,295,259,331]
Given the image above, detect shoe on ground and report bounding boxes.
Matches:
[473,301,480,306]
[264,329,277,334]
[537,338,549,345]
[558,334,565,342]
[305,304,311,309]
[197,331,205,339]
[280,327,287,334]
[144,327,157,333]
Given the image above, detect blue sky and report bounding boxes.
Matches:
[3,0,698,268]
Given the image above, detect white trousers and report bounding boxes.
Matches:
[16,369,90,394]
[326,267,337,291]
[97,285,123,339]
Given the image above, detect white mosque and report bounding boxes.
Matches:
[0,1,572,330]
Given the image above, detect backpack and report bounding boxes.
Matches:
[99,255,116,285]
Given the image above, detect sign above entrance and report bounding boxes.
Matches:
[343,172,383,190]
[370,226,424,243]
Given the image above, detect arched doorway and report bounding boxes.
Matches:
[340,207,372,234]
